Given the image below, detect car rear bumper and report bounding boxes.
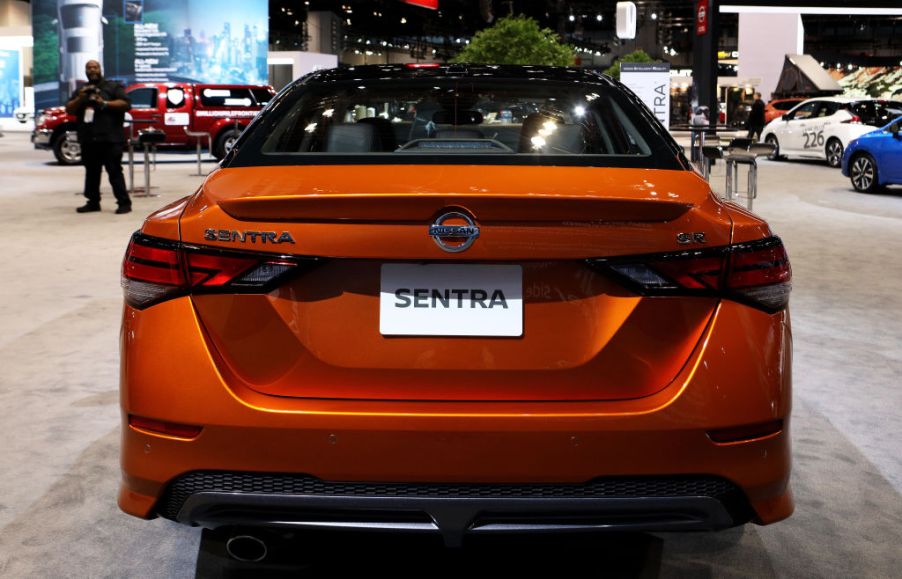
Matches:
[119,297,794,535]
[158,472,749,547]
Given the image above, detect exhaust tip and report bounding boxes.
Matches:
[225,534,268,563]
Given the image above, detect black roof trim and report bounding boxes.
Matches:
[303,64,617,85]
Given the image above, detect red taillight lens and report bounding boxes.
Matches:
[842,114,862,124]
[590,237,791,312]
[122,233,315,309]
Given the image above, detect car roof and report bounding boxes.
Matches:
[800,96,872,104]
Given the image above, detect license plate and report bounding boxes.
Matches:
[380,264,523,336]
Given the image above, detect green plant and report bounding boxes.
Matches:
[603,49,657,80]
[451,15,574,66]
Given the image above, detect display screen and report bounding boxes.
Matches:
[32,0,268,109]
[0,49,21,118]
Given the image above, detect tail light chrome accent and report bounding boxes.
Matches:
[588,236,791,312]
[122,232,318,309]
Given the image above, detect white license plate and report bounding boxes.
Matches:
[380,264,523,337]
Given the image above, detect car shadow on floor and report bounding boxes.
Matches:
[195,529,669,578]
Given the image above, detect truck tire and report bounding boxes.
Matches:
[213,128,242,160]
[53,134,82,165]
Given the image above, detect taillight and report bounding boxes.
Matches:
[122,232,317,309]
[588,237,791,312]
[842,114,862,124]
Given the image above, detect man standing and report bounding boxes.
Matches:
[746,92,766,142]
[65,60,132,214]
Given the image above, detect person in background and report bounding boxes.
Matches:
[690,105,709,162]
[65,60,132,214]
[747,92,766,142]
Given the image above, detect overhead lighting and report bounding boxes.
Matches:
[596,14,602,21]
[400,17,407,24]
[651,12,658,20]
[569,14,575,22]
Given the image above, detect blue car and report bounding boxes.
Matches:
[842,116,902,193]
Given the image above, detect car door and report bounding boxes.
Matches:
[160,85,191,145]
[125,86,161,138]
[780,101,821,154]
[882,119,902,182]
[799,101,841,159]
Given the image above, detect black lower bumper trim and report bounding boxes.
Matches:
[158,472,752,548]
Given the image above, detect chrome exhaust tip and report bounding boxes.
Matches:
[225,534,268,563]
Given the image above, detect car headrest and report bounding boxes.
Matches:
[326,123,376,152]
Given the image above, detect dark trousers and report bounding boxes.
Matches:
[82,141,130,207]
[747,125,764,142]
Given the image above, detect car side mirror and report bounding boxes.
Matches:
[891,122,901,138]
[781,114,790,121]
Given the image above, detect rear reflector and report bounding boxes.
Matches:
[128,415,203,440]
[708,419,784,443]
[588,237,791,312]
[122,232,318,309]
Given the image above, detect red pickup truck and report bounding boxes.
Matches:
[32,83,274,165]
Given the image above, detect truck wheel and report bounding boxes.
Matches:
[53,135,82,165]
[213,129,242,160]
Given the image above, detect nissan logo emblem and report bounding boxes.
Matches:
[428,211,480,253]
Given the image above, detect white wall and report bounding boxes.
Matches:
[267,51,338,81]
[737,13,804,100]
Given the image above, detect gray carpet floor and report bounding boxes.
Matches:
[0,131,899,577]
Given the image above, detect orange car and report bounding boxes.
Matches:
[764,97,806,124]
[119,65,793,556]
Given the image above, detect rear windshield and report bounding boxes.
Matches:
[228,77,682,169]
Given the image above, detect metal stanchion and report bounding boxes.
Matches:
[709,138,775,211]
[184,127,212,176]
[132,128,165,197]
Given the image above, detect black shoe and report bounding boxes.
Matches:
[76,203,101,213]
[115,205,132,214]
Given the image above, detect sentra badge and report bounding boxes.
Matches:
[428,211,480,253]
[204,229,296,244]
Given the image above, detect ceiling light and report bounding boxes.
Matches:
[596,14,603,21]
[651,12,658,20]
[569,14,575,22]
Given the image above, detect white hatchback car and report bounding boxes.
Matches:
[761,97,902,168]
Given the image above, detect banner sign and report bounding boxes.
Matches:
[620,63,671,130]
[696,0,710,36]
[32,0,268,109]
[0,49,21,118]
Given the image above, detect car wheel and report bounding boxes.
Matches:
[849,153,880,193]
[213,128,242,160]
[765,135,782,160]
[825,138,844,168]
[53,135,82,165]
